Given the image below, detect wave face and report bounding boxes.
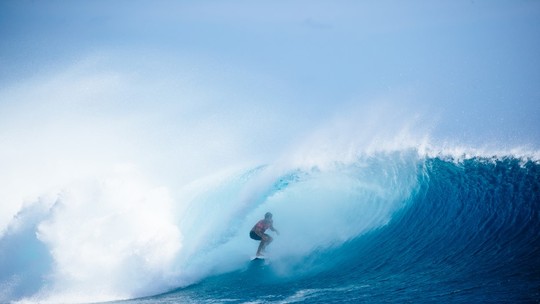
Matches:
[1,152,539,303]
[132,155,540,303]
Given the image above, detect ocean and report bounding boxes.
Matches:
[1,150,539,303]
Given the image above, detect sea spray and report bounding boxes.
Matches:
[1,149,425,303]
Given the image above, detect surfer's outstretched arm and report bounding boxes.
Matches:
[270,226,279,235]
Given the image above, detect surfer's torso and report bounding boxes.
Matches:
[253,219,272,233]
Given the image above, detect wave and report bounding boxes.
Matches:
[1,149,539,303]
[144,154,540,303]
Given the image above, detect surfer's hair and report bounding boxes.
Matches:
[265,212,272,219]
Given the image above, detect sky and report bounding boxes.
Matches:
[1,1,538,142]
[1,0,540,227]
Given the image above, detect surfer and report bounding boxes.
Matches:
[250,212,279,257]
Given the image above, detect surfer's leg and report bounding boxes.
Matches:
[258,234,273,255]
[256,241,265,256]
[265,234,273,246]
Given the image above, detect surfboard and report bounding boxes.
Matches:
[251,256,265,261]
[249,256,269,268]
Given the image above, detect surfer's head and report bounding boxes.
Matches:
[265,212,272,220]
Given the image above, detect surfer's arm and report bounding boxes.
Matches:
[270,226,279,235]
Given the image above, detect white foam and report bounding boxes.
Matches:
[22,166,182,303]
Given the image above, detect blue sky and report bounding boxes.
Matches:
[1,1,539,147]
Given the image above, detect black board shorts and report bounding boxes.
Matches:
[250,230,262,241]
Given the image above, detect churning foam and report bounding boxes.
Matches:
[6,166,181,303]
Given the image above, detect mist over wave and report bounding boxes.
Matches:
[1,145,427,303]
